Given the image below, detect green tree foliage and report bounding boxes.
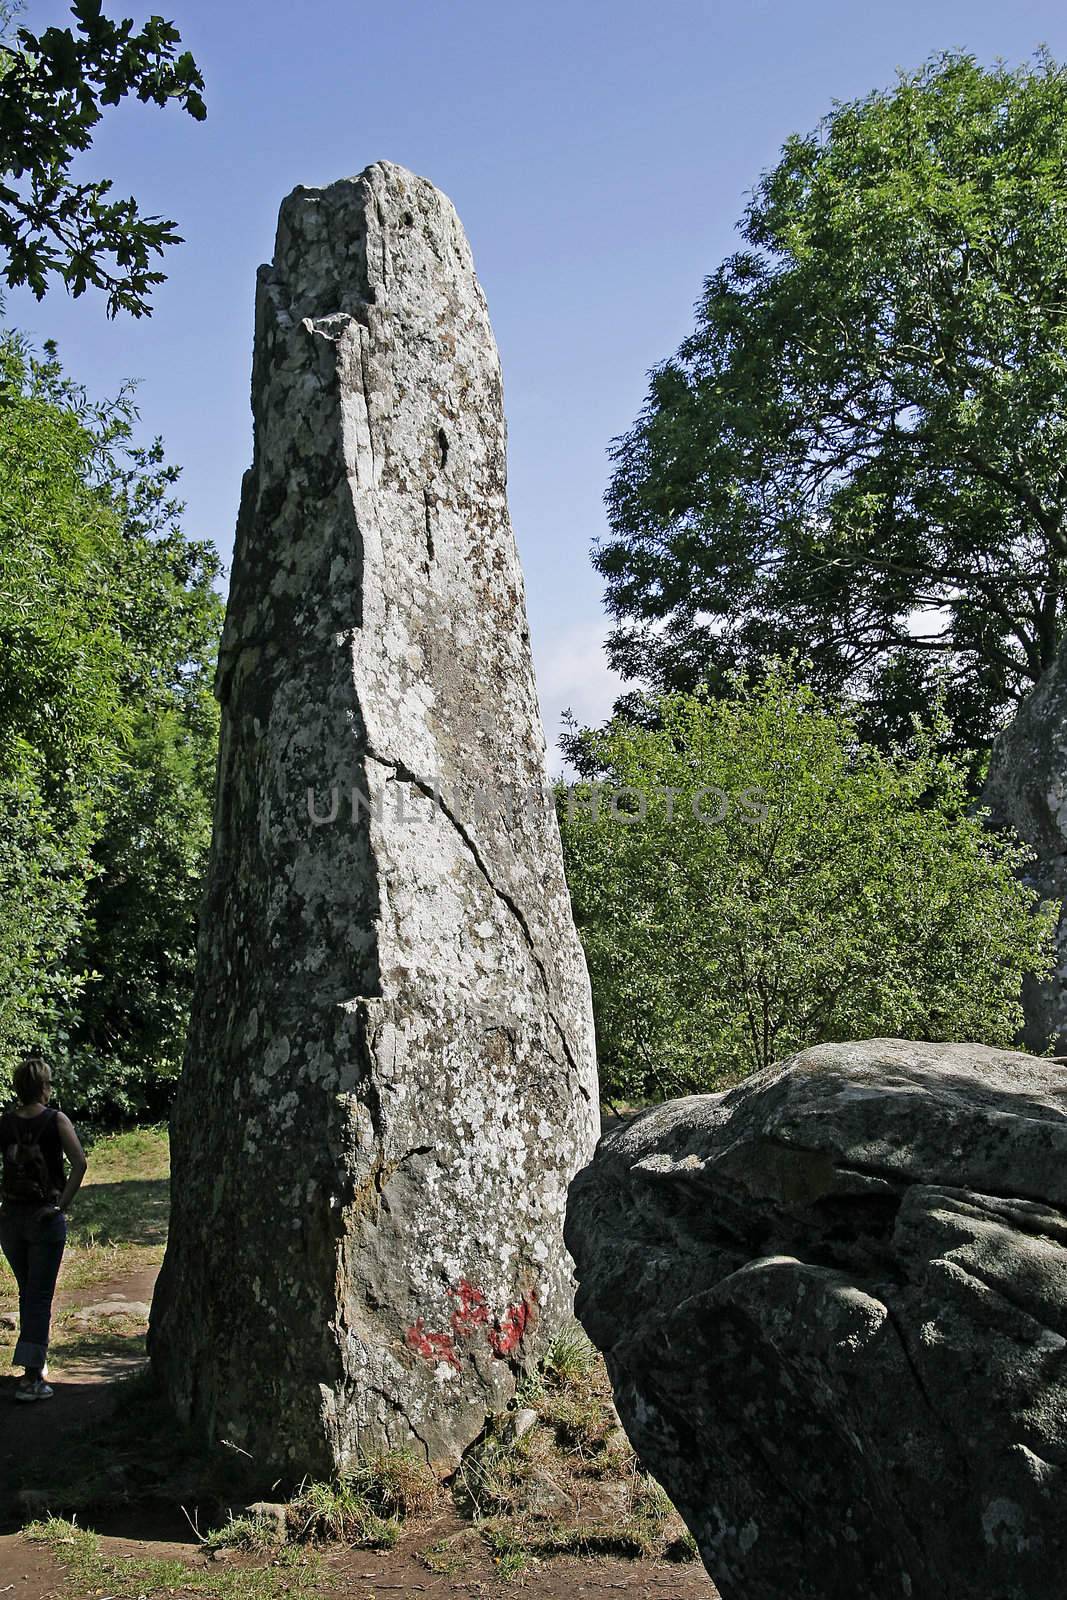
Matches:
[0,331,222,1115]
[68,704,216,1119]
[0,0,206,316]
[0,750,96,1071]
[0,332,129,1063]
[558,671,1055,1102]
[601,53,1067,758]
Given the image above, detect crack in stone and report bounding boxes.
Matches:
[374,195,389,288]
[364,747,588,1094]
[423,487,435,566]
[355,321,377,486]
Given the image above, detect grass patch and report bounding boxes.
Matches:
[534,1516,658,1558]
[480,1519,531,1581]
[24,1516,323,1600]
[543,1318,596,1385]
[282,1450,437,1548]
[203,1514,282,1554]
[342,1445,439,1520]
[420,1529,476,1577]
[200,1451,439,1556]
[81,1124,171,1181]
[455,1431,543,1520]
[286,1478,401,1549]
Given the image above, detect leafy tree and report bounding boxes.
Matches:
[0,330,131,1064]
[0,330,221,1113]
[64,704,215,1119]
[558,671,1055,1102]
[0,0,206,316]
[65,453,221,1118]
[601,52,1067,759]
[0,745,96,1068]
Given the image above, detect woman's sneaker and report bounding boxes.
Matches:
[15,1378,53,1402]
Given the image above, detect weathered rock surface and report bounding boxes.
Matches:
[985,644,1067,1052]
[149,161,598,1475]
[69,1300,151,1324]
[566,1039,1067,1600]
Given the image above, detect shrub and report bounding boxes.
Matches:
[559,669,1056,1100]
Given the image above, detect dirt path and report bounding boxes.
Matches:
[0,1262,177,1595]
[1,1264,160,1509]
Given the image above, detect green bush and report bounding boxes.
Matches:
[559,670,1056,1101]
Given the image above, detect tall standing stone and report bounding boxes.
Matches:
[149,162,599,1474]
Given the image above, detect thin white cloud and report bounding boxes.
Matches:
[532,619,627,778]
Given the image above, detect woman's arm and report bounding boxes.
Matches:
[55,1112,88,1213]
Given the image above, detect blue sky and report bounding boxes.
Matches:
[9,0,1067,767]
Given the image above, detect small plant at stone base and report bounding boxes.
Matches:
[623,1466,680,1552]
[282,1449,435,1548]
[665,1527,701,1562]
[202,1515,279,1554]
[542,1318,595,1385]
[346,1446,439,1519]
[540,1384,613,1454]
[535,1337,615,1456]
[586,1431,637,1480]
[448,1334,698,1572]
[287,1478,400,1548]
[455,1429,546,1519]
[535,1519,654,1559]
[630,1468,673,1524]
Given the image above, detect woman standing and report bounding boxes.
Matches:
[0,1057,88,1401]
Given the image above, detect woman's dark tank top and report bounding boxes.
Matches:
[0,1107,65,1197]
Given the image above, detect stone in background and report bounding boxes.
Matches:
[985,644,1067,1053]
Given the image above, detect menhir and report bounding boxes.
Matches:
[149,161,598,1476]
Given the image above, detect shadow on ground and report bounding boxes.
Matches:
[0,1362,248,1542]
[70,1180,170,1248]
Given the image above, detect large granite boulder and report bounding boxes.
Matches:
[566,1039,1067,1600]
[985,644,1067,1052]
[149,162,598,1475]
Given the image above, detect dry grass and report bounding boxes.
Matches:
[281,1449,439,1548]
[446,1318,696,1578]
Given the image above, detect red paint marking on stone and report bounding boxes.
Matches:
[406,1317,460,1370]
[450,1279,490,1338]
[407,1282,538,1368]
[489,1290,536,1356]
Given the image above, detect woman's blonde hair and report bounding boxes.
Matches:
[12,1056,50,1106]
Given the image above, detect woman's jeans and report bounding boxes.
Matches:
[0,1203,66,1369]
